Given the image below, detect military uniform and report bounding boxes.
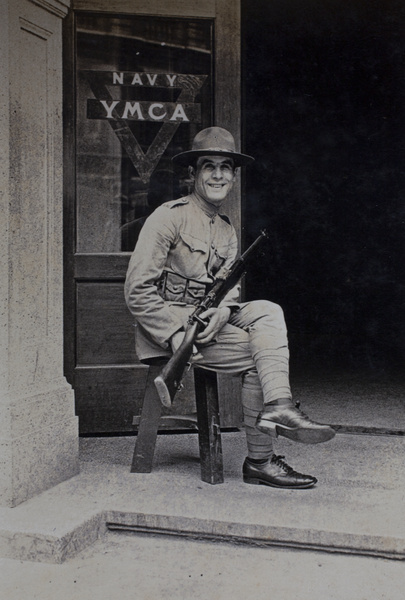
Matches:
[125,193,239,361]
[124,127,334,489]
[125,192,292,460]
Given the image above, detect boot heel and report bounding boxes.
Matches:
[256,418,279,438]
[243,476,261,485]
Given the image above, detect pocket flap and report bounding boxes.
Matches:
[179,232,207,254]
[164,272,187,294]
[186,285,206,299]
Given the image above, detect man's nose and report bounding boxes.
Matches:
[212,166,222,179]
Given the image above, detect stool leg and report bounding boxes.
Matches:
[194,368,224,484]
[131,365,162,473]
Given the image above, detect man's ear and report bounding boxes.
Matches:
[188,165,195,180]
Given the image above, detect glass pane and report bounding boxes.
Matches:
[75,13,213,252]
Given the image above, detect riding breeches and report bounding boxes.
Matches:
[194,300,292,459]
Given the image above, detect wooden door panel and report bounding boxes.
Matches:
[74,366,205,433]
[76,281,136,365]
[75,363,198,434]
[75,365,242,433]
[75,366,147,432]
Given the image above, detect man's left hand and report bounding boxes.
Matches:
[195,306,231,345]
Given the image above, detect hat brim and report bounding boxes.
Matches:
[172,149,255,167]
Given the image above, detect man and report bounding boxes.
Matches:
[125,127,335,489]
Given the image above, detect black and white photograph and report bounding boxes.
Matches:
[1,0,404,598]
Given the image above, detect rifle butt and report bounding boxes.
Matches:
[154,349,191,407]
[154,374,174,408]
[154,323,198,407]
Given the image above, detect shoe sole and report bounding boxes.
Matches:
[243,476,316,489]
[256,420,336,444]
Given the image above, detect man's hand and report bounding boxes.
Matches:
[195,306,231,345]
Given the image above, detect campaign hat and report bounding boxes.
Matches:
[172,127,254,167]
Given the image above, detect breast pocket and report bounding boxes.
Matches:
[170,232,208,279]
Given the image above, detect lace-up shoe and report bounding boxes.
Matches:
[243,455,317,489]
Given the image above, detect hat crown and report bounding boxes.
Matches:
[171,127,254,166]
[191,127,236,154]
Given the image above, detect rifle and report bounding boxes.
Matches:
[154,230,269,407]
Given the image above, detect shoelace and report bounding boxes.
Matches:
[271,455,299,475]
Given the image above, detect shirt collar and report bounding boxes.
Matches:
[190,192,221,220]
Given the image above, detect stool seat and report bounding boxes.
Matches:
[131,364,224,484]
[132,412,199,430]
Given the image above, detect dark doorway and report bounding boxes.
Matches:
[242,0,405,379]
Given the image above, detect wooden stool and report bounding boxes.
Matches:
[131,364,224,484]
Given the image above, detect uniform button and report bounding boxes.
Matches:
[211,243,215,249]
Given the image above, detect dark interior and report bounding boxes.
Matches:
[242,0,405,379]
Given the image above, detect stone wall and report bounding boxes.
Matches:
[0,0,79,507]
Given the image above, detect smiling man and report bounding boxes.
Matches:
[125,127,335,489]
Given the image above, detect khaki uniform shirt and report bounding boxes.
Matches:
[124,193,240,361]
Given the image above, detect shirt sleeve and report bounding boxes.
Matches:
[124,206,184,349]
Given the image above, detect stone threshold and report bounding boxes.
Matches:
[0,512,107,564]
[106,511,405,561]
[2,508,405,564]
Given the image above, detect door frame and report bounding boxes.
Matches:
[63,0,243,432]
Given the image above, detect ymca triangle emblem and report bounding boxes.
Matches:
[86,71,207,183]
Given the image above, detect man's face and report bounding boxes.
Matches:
[192,156,236,207]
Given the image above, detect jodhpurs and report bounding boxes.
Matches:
[194,300,292,460]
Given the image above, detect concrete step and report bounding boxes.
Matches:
[1,431,404,562]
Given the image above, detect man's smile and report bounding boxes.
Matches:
[192,155,237,207]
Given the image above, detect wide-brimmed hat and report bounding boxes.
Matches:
[172,127,254,167]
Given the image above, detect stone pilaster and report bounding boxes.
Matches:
[0,0,78,507]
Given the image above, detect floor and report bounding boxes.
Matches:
[0,373,404,598]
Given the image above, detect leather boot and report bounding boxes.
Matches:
[256,398,336,444]
[243,455,317,489]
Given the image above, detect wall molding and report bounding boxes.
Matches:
[72,0,215,17]
[29,0,70,19]
[19,17,53,39]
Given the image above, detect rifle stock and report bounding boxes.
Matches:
[154,230,268,407]
[154,321,199,408]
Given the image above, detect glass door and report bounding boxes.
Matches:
[64,4,243,433]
